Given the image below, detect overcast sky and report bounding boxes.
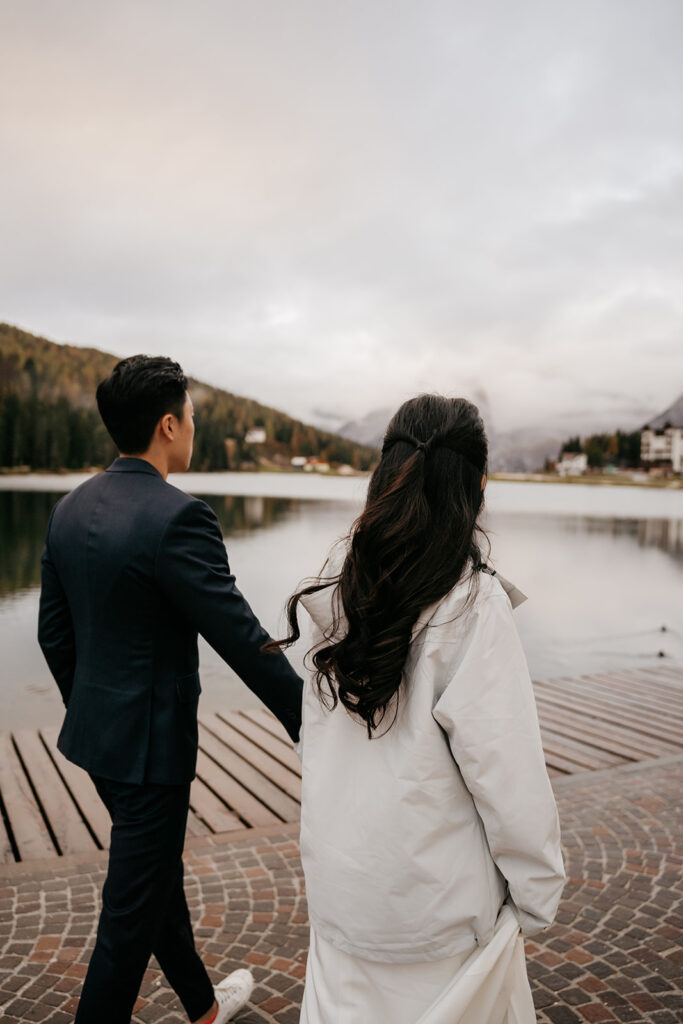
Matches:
[1,0,682,432]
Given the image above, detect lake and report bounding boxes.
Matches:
[1,473,681,729]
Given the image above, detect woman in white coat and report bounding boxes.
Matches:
[269,394,565,1023]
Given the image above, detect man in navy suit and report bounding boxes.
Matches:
[38,355,303,1024]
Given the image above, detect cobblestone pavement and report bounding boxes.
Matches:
[1,755,681,1024]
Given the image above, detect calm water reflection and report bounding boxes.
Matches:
[1,488,681,729]
[0,491,298,597]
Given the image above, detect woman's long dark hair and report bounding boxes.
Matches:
[266,394,490,735]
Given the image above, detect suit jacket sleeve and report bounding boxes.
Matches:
[156,497,303,741]
[38,503,76,706]
[432,589,566,935]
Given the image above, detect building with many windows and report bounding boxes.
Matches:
[641,393,683,474]
[641,426,683,473]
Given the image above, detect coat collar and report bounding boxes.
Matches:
[106,456,163,478]
[478,565,527,609]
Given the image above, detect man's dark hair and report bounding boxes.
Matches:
[96,355,188,455]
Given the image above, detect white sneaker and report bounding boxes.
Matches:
[213,968,254,1023]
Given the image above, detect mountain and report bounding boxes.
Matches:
[336,402,557,471]
[339,399,661,472]
[338,391,499,452]
[338,408,393,448]
[643,392,683,430]
[337,405,528,470]
[0,323,378,472]
[491,428,566,473]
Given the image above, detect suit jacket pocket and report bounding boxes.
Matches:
[176,671,201,703]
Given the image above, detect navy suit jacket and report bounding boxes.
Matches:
[38,457,303,785]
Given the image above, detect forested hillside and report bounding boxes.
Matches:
[0,324,377,471]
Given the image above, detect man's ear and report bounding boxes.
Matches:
[160,413,175,441]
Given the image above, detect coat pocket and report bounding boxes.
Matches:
[176,671,201,703]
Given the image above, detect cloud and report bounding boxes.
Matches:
[1,0,682,431]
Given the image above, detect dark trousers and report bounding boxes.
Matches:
[75,777,214,1024]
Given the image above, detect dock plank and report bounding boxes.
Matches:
[13,730,96,856]
[603,665,683,694]
[224,712,302,776]
[539,749,584,775]
[535,701,678,760]
[190,776,244,833]
[0,809,14,864]
[535,687,682,747]
[186,808,211,837]
[559,674,683,723]
[41,726,111,849]
[0,732,56,861]
[590,671,683,711]
[539,727,626,771]
[581,673,683,719]
[534,680,683,747]
[644,665,683,686]
[198,722,300,822]
[203,715,302,802]
[242,708,294,746]
[195,747,280,828]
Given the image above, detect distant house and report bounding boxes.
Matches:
[641,426,683,473]
[557,452,588,477]
[301,457,330,473]
[244,427,267,444]
[641,393,683,474]
[290,455,336,473]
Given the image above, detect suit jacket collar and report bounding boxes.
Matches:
[106,457,164,478]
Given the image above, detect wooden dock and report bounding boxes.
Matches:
[1,665,681,864]
[535,664,683,776]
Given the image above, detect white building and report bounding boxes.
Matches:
[641,393,683,474]
[640,427,683,473]
[244,427,267,444]
[557,452,588,476]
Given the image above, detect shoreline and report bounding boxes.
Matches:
[490,471,682,489]
[0,467,680,489]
